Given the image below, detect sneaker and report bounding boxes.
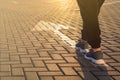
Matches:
[75,39,89,54]
[84,51,105,64]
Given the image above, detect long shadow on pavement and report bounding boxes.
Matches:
[76,51,112,80]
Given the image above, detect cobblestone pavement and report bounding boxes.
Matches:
[0,0,120,80]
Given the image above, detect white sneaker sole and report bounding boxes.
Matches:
[84,55,105,65]
[76,47,89,54]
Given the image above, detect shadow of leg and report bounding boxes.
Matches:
[76,51,112,80]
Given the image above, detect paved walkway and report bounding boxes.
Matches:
[0,0,120,80]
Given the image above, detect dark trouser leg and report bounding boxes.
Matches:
[77,0,105,48]
[98,0,105,14]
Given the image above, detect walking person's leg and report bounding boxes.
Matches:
[76,0,105,64]
[97,0,105,15]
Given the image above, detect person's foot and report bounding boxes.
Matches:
[84,51,105,64]
[75,39,89,54]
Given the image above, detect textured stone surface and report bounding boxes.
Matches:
[0,0,119,80]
